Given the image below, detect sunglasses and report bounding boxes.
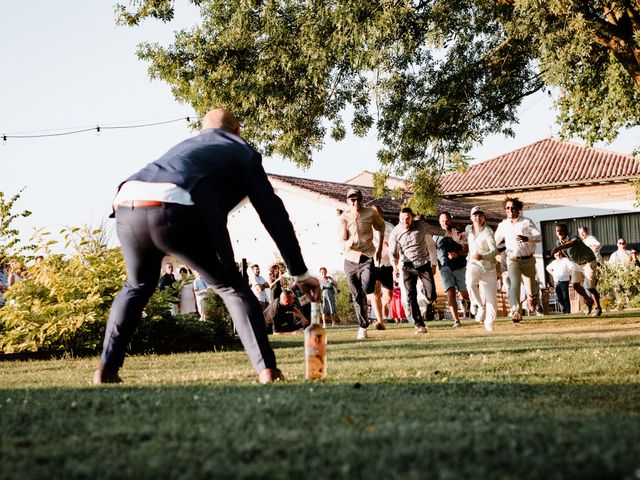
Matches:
[619,242,627,245]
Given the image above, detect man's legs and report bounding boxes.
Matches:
[519,257,539,313]
[454,267,470,318]
[99,207,165,376]
[507,259,524,322]
[556,281,570,314]
[152,206,277,373]
[344,257,372,336]
[403,266,422,326]
[416,263,436,321]
[583,261,602,316]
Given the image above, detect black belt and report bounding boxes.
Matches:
[117,200,164,209]
[514,255,532,260]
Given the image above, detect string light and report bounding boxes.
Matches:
[1,116,195,142]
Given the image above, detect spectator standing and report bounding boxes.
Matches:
[546,251,573,314]
[177,267,197,314]
[0,262,7,307]
[193,270,210,320]
[608,238,633,266]
[434,212,470,328]
[268,263,284,302]
[338,188,385,340]
[552,224,602,317]
[319,267,340,327]
[158,262,176,291]
[464,206,498,332]
[388,207,438,334]
[93,108,320,385]
[578,226,603,264]
[494,197,542,325]
[248,264,270,308]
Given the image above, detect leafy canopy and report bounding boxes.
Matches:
[116,0,640,213]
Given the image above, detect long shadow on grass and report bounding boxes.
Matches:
[1,381,639,480]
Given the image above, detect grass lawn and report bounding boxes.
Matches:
[1,311,640,479]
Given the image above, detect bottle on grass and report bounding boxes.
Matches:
[304,302,327,379]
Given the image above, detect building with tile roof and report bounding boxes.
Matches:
[440,137,640,295]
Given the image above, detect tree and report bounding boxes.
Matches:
[0,188,32,263]
[116,0,640,213]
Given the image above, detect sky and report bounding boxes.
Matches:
[3,1,640,251]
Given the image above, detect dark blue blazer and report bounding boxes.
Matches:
[118,128,307,275]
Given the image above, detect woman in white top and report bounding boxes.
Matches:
[465,207,498,331]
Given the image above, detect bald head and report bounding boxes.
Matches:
[201,109,240,135]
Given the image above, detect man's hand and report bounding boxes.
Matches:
[297,276,321,302]
[473,253,483,261]
[516,235,528,243]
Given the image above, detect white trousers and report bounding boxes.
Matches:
[465,265,497,327]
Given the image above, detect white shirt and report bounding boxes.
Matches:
[494,215,542,258]
[248,273,270,302]
[389,219,438,268]
[608,249,632,266]
[546,257,572,283]
[581,235,602,263]
[465,224,498,273]
[113,181,194,207]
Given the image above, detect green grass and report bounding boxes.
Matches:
[2,312,640,479]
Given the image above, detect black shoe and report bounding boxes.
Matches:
[426,303,435,321]
[592,307,602,318]
[586,300,594,315]
[92,364,123,385]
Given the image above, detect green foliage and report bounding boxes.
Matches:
[597,262,640,309]
[116,1,640,208]
[0,227,126,354]
[2,314,640,479]
[333,274,355,325]
[0,226,237,355]
[0,188,32,263]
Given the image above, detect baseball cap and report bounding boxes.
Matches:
[346,188,363,200]
[470,206,484,216]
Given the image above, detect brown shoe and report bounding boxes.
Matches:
[92,364,123,385]
[258,368,285,384]
[374,321,386,331]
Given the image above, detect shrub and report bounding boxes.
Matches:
[0,226,238,356]
[597,262,640,309]
[334,274,356,325]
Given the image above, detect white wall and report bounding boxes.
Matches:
[227,186,346,277]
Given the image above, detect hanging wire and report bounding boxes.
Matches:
[2,116,195,141]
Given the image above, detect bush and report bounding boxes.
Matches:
[0,226,238,356]
[334,274,356,325]
[0,228,125,354]
[597,262,640,309]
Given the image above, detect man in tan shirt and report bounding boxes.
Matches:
[339,188,385,340]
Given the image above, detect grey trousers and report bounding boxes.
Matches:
[100,204,275,373]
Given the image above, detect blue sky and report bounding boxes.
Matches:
[3,2,639,249]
